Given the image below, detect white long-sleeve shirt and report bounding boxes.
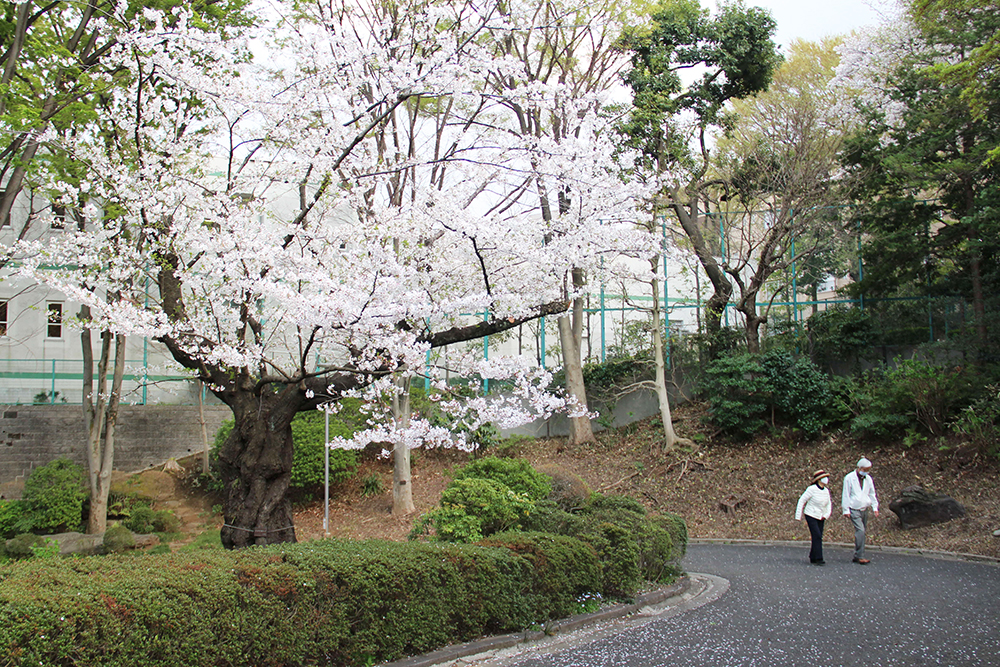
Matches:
[795,484,832,521]
[842,470,879,514]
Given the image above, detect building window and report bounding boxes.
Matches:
[46,302,63,338]
[51,205,66,230]
[0,301,7,336]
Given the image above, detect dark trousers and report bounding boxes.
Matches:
[805,515,825,562]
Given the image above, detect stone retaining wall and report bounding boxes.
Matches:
[0,404,232,499]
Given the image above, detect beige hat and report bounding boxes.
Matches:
[811,469,829,485]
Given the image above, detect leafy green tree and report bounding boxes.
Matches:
[715,38,855,352]
[836,3,1000,354]
[618,0,782,356]
[911,0,1000,163]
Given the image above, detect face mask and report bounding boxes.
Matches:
[821,477,829,485]
[859,470,868,477]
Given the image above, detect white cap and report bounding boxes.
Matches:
[857,457,872,469]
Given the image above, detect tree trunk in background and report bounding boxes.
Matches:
[81,308,126,535]
[649,263,678,452]
[391,376,415,515]
[559,311,595,445]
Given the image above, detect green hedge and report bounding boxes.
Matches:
[0,537,602,666]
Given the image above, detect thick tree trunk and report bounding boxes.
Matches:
[218,389,301,549]
[392,377,416,515]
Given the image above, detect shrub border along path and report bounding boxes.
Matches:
[385,541,1000,667]
[382,577,696,667]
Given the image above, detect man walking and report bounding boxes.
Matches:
[842,457,879,564]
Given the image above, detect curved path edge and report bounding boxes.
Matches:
[381,573,729,667]
[689,537,1000,565]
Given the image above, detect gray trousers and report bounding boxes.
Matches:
[849,508,869,559]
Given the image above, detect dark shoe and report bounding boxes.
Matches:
[853,558,870,564]
[811,560,826,566]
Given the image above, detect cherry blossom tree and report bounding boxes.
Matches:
[0,0,251,534]
[16,0,648,547]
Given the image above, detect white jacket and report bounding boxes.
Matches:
[795,484,832,521]
[842,470,879,514]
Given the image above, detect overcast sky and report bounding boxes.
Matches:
[709,0,897,52]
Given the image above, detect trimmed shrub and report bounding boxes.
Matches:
[124,506,181,534]
[450,456,552,501]
[4,533,44,559]
[701,353,770,438]
[702,351,834,438]
[0,536,600,666]
[481,531,602,616]
[103,525,136,553]
[19,459,87,533]
[414,478,535,542]
[0,500,26,540]
[759,350,834,437]
[535,463,591,510]
[575,495,686,591]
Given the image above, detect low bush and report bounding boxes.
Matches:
[0,500,26,540]
[3,533,44,559]
[952,384,1000,460]
[18,459,87,534]
[124,506,181,534]
[450,456,552,501]
[0,536,602,666]
[103,525,136,553]
[837,359,977,439]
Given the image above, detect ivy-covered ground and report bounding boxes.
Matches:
[288,403,1000,560]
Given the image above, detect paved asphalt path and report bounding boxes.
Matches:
[476,543,1000,667]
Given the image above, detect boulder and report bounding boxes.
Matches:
[47,532,105,556]
[889,485,966,529]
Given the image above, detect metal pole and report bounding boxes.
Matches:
[51,359,56,403]
[600,259,606,362]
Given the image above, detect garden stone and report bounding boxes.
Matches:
[888,485,966,529]
[47,532,105,556]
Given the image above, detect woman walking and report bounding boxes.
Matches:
[795,470,832,565]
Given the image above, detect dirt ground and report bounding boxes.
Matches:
[166,404,1000,559]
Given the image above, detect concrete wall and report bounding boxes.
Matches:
[0,404,232,499]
